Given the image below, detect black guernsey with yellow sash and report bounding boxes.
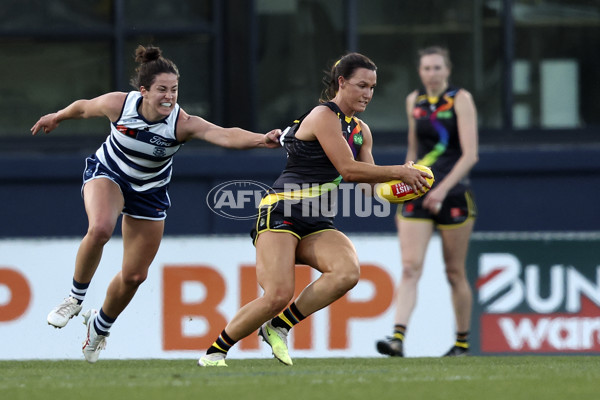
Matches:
[251,101,363,242]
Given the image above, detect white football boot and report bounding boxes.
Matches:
[47,296,83,328]
[82,309,109,363]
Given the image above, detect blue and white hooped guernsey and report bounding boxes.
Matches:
[95,91,182,192]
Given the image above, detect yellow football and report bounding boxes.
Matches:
[375,164,435,203]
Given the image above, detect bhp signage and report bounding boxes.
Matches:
[0,235,456,359]
[469,238,600,354]
[160,264,394,352]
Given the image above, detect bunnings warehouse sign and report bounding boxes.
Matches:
[469,234,600,355]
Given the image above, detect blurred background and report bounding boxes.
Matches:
[1,0,599,237]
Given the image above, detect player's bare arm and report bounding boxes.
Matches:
[176,109,281,148]
[301,107,429,188]
[31,92,127,135]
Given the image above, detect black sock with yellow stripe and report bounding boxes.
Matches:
[393,324,407,342]
[454,331,470,349]
[271,302,306,330]
[206,330,237,355]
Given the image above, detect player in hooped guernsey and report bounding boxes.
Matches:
[97,91,182,192]
[31,45,281,364]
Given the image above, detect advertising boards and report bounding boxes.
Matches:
[469,233,600,355]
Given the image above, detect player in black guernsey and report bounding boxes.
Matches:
[376,46,478,358]
[199,53,432,367]
[251,101,362,240]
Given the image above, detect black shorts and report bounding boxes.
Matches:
[397,189,476,229]
[250,194,337,244]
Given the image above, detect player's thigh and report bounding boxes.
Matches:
[295,230,359,275]
[255,231,298,294]
[82,177,124,226]
[396,216,435,270]
[439,219,475,269]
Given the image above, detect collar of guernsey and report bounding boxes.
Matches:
[260,103,361,207]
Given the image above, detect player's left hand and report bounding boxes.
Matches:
[264,129,282,148]
[31,113,59,135]
[423,188,446,215]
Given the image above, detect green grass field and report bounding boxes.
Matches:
[1,356,599,400]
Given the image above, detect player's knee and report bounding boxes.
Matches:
[445,265,466,287]
[263,288,294,315]
[332,262,360,294]
[122,271,147,288]
[86,223,114,245]
[401,259,423,280]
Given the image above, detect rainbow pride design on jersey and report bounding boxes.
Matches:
[417,90,456,166]
[346,117,363,158]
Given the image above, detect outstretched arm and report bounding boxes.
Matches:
[176,110,281,149]
[31,92,127,135]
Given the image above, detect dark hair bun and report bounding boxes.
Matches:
[134,45,162,64]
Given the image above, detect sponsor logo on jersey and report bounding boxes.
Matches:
[116,125,138,138]
[413,108,428,119]
[150,135,175,147]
